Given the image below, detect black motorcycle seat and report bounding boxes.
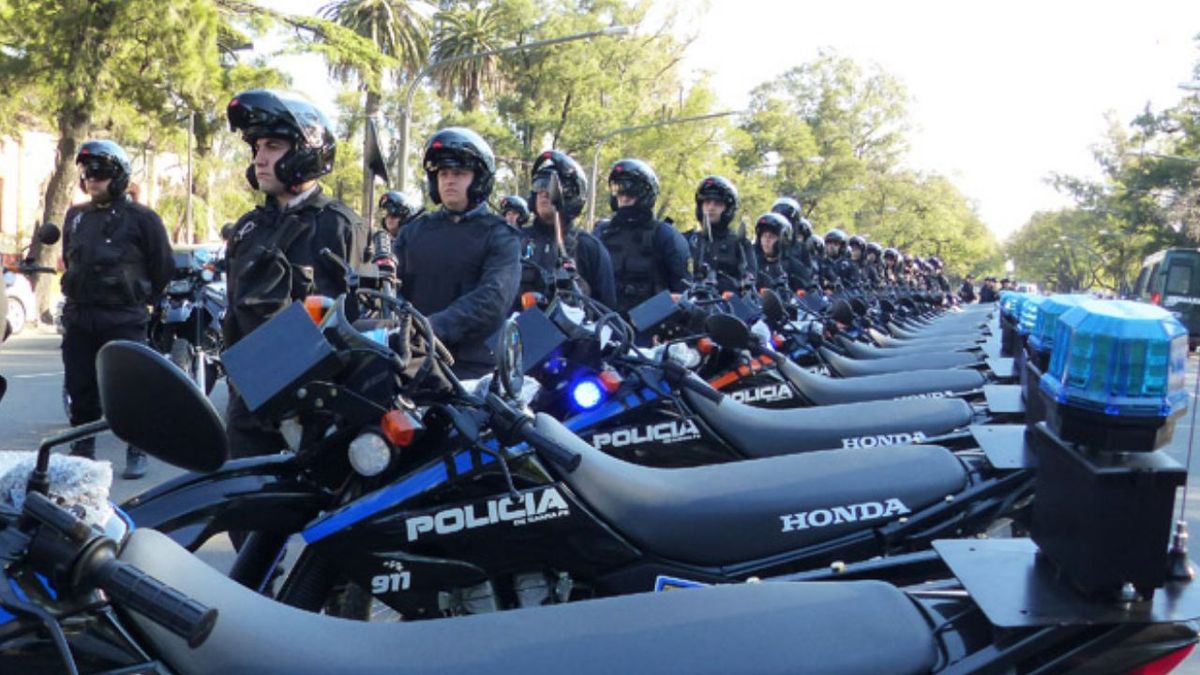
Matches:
[888,321,986,341]
[869,328,985,348]
[837,335,979,360]
[821,346,981,378]
[777,355,985,405]
[681,375,974,456]
[121,528,938,675]
[539,414,968,566]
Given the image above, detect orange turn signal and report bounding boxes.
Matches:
[772,334,785,348]
[598,370,623,393]
[303,295,334,324]
[381,410,419,447]
[795,289,806,299]
[721,291,733,300]
[697,337,716,355]
[521,292,542,311]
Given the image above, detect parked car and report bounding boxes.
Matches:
[2,267,36,339]
[1130,247,1200,349]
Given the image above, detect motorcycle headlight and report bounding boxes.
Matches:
[201,268,215,282]
[348,432,392,477]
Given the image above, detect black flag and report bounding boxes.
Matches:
[364,118,389,184]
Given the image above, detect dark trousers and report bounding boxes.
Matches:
[225,387,286,460]
[61,306,148,426]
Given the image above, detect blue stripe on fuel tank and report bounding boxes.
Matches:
[301,461,450,544]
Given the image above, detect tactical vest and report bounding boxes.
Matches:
[62,206,151,307]
[600,218,664,312]
[694,229,745,291]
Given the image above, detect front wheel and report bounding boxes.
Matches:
[168,337,193,376]
[6,298,26,336]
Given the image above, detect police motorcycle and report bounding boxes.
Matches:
[0,342,1018,675]
[251,294,1200,675]
[112,275,1028,624]
[522,281,1024,463]
[7,348,1195,675]
[148,245,226,394]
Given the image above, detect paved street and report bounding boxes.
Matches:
[1,327,1199,669]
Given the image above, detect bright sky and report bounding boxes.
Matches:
[261,0,1200,241]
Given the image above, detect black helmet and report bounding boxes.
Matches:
[499,195,530,225]
[928,256,943,270]
[808,236,825,256]
[378,191,422,225]
[694,175,739,230]
[227,89,336,191]
[883,247,899,263]
[848,235,866,251]
[770,197,802,225]
[607,158,659,212]
[75,140,132,199]
[824,229,847,255]
[866,242,883,259]
[755,212,792,242]
[530,150,588,218]
[423,127,496,208]
[793,216,814,240]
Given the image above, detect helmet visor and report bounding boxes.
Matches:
[78,158,117,181]
[228,90,331,148]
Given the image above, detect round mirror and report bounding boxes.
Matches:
[760,288,787,326]
[97,341,228,472]
[704,313,751,351]
[37,223,61,246]
[849,297,868,317]
[495,318,524,400]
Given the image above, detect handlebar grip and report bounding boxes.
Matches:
[95,557,218,648]
[520,423,582,473]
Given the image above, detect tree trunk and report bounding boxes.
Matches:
[29,109,88,323]
[361,87,381,220]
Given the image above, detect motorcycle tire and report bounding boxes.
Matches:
[169,337,217,396]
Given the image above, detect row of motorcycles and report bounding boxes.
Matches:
[1,225,1199,673]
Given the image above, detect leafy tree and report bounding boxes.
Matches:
[0,0,221,318]
[430,1,507,112]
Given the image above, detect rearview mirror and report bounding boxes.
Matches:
[97,341,228,472]
[36,223,61,246]
[760,288,787,326]
[494,318,524,399]
[704,313,751,351]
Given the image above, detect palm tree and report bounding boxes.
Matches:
[319,0,429,212]
[430,2,506,111]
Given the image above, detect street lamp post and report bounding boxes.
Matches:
[396,25,629,193]
[585,109,745,226]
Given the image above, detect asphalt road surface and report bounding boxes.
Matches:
[2,326,1200,670]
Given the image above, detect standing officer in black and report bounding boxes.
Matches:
[689,176,756,293]
[519,150,616,309]
[61,140,173,477]
[769,197,818,293]
[392,127,520,379]
[595,159,690,314]
[223,89,370,458]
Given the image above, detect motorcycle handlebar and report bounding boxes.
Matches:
[22,492,217,648]
[483,392,581,472]
[519,421,582,473]
[93,554,218,648]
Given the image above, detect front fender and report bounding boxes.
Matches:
[120,454,332,551]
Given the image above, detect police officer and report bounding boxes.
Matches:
[882,247,902,287]
[769,197,818,292]
[378,190,423,237]
[595,159,690,313]
[393,127,520,379]
[959,274,977,303]
[689,176,756,293]
[223,89,370,458]
[753,212,801,292]
[863,242,885,289]
[844,234,867,289]
[60,140,174,477]
[822,229,853,291]
[499,195,531,228]
[518,150,616,309]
